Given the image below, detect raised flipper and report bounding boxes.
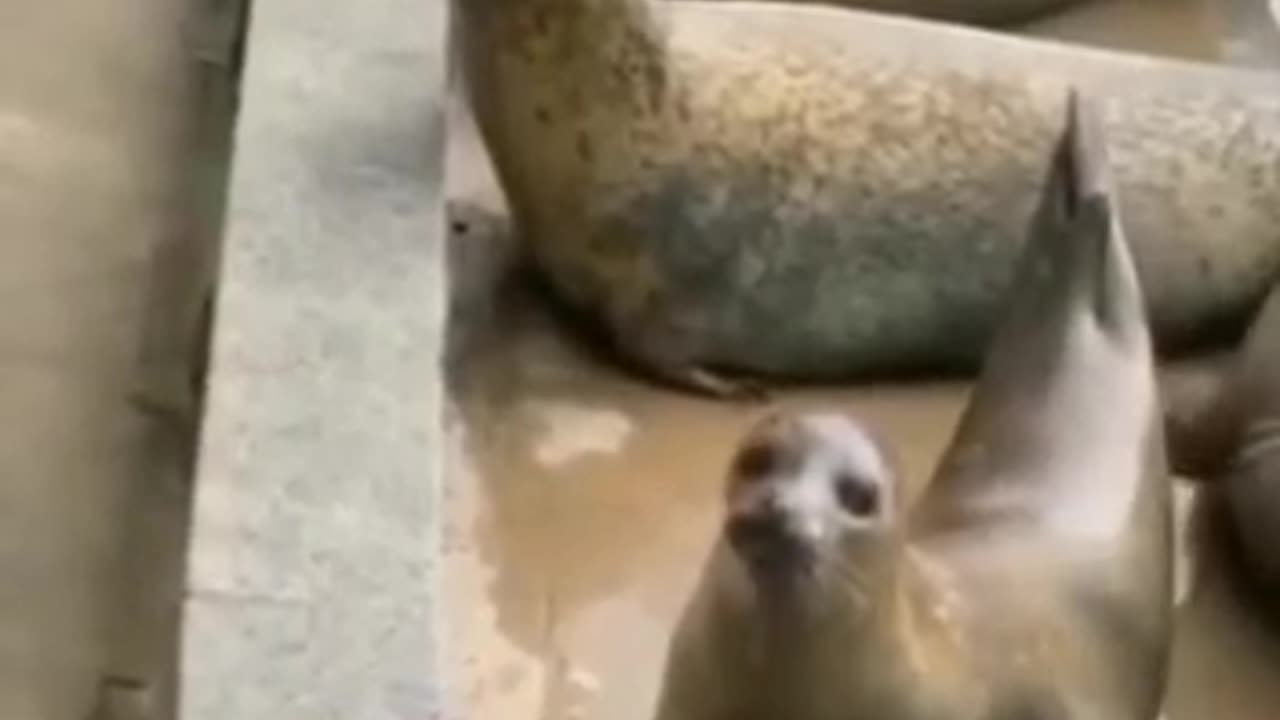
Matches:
[915,88,1163,536]
[1026,87,1146,344]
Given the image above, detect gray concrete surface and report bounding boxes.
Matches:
[177,0,449,718]
[0,1,225,718]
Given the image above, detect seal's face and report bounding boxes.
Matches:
[724,412,897,603]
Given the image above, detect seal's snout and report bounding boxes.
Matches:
[726,483,820,572]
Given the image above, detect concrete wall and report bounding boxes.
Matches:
[178,0,450,717]
[0,0,221,717]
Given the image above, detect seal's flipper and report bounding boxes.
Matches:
[913,89,1162,537]
[1025,88,1146,345]
[958,87,1151,380]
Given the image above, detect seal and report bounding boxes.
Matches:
[653,94,1172,720]
[691,0,1083,29]
[454,0,1280,398]
[1163,283,1280,602]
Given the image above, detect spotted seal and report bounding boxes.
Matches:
[653,95,1172,719]
[691,0,1083,29]
[454,0,1280,397]
[1164,281,1280,602]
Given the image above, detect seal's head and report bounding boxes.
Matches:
[723,412,900,609]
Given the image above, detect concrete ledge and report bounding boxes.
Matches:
[178,0,448,717]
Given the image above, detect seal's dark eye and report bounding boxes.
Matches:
[734,443,778,479]
[836,475,879,517]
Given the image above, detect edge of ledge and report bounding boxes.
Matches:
[177,0,450,717]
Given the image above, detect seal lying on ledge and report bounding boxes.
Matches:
[688,0,1082,30]
[454,0,1280,397]
[653,95,1172,720]
[1164,283,1280,604]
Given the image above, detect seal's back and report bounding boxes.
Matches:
[909,89,1173,718]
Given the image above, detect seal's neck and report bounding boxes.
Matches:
[718,537,917,706]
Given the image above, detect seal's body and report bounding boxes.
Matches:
[654,96,1172,720]
[691,0,1081,29]
[455,0,1280,396]
[1165,286,1280,600]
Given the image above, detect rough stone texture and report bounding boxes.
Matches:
[178,0,449,717]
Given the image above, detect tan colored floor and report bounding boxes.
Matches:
[443,0,1280,718]
[0,1,217,718]
[446,297,1280,720]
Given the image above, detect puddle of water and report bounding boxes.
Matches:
[442,0,1280,717]
[444,286,971,720]
[444,278,1280,720]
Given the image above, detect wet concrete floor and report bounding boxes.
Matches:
[442,1,1280,718]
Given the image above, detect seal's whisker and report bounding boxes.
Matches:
[826,555,872,612]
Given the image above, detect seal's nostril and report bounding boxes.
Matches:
[734,441,780,479]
